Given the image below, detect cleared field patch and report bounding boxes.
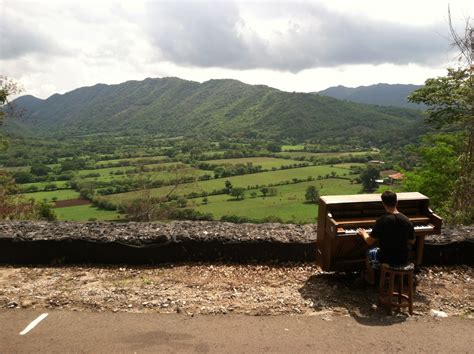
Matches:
[23,189,81,202]
[78,165,138,177]
[94,155,168,167]
[281,145,305,151]
[204,157,303,170]
[55,205,122,222]
[277,150,377,159]
[105,164,354,205]
[0,166,30,172]
[84,166,212,183]
[192,178,360,223]
[54,199,90,208]
[333,162,366,169]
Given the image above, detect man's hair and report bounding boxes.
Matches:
[381,190,397,208]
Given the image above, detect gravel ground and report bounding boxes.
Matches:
[0,264,472,318]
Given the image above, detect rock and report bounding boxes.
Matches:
[430,309,448,318]
[20,300,33,308]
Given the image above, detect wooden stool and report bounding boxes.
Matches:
[378,263,414,315]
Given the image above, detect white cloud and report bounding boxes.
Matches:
[0,0,472,99]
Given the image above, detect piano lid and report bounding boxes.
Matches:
[320,192,429,205]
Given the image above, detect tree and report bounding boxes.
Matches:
[260,186,269,197]
[224,180,233,194]
[268,187,278,196]
[305,185,320,203]
[230,187,245,200]
[30,164,52,176]
[403,134,461,214]
[360,166,380,192]
[176,196,188,208]
[407,20,473,223]
[0,76,22,152]
[267,142,281,152]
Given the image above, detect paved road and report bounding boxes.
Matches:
[1,310,472,353]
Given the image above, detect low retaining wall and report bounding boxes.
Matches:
[0,221,472,265]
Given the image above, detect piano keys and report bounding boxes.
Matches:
[316,192,442,271]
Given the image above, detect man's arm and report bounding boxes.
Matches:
[356,228,376,245]
[408,221,416,245]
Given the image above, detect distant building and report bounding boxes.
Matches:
[388,172,404,184]
[368,160,385,165]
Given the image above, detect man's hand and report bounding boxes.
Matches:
[356,228,375,245]
[356,228,368,238]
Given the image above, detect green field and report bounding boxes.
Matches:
[276,150,377,159]
[55,205,122,221]
[24,189,81,202]
[204,157,303,169]
[106,164,355,204]
[281,145,305,151]
[82,166,211,182]
[192,178,360,223]
[94,155,167,167]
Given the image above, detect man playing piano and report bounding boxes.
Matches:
[356,191,415,285]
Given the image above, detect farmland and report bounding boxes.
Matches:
[1,136,384,223]
[192,178,359,223]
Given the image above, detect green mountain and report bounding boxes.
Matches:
[10,77,425,145]
[317,83,424,109]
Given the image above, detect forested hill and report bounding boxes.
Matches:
[11,77,424,145]
[317,83,424,109]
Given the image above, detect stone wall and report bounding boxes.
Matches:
[0,221,472,265]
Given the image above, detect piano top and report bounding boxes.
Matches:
[320,192,428,205]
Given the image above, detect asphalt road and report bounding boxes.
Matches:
[1,310,473,353]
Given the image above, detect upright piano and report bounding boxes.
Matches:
[316,192,442,271]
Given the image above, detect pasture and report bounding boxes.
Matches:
[204,157,303,169]
[192,178,360,223]
[276,150,377,159]
[55,205,122,222]
[106,164,355,204]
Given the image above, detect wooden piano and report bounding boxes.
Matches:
[316,192,442,271]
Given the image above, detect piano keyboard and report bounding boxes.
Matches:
[338,224,434,236]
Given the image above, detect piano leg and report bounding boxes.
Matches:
[416,235,426,265]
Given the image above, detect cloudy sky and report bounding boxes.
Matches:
[1,0,472,99]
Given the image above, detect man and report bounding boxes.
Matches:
[356,190,415,285]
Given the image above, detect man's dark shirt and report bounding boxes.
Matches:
[371,212,415,265]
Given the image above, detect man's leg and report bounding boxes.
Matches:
[365,247,380,285]
[365,257,375,285]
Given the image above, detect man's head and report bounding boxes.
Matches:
[381,190,397,209]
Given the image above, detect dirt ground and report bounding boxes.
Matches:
[0,264,472,319]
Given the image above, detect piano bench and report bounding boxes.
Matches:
[378,263,414,315]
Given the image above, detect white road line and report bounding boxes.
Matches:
[19,313,48,335]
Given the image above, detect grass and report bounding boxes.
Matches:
[106,164,355,204]
[23,189,81,202]
[192,178,361,223]
[55,205,122,222]
[204,157,303,169]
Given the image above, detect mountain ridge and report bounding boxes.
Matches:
[10,77,425,146]
[317,83,424,109]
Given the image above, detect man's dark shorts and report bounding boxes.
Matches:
[367,247,381,270]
